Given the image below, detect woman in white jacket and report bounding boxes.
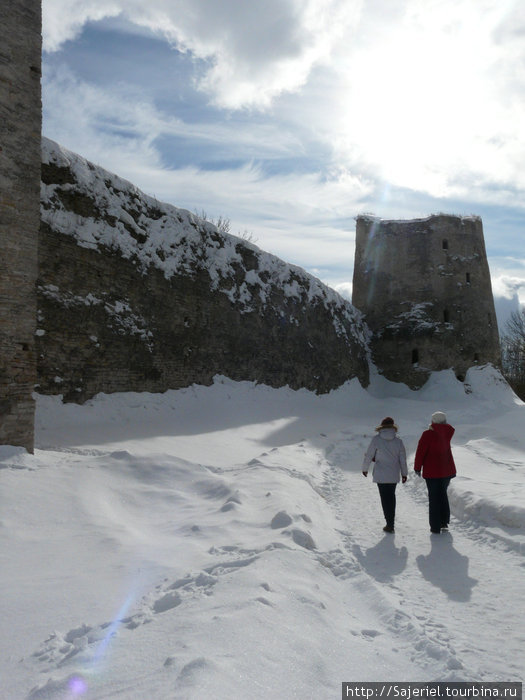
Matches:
[362,417,408,533]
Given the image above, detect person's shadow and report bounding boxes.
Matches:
[416,534,477,601]
[353,536,408,583]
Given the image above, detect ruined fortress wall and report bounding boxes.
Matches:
[0,0,41,451]
[37,227,370,400]
[352,215,501,386]
[36,139,370,401]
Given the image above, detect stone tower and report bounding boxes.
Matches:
[0,0,42,451]
[352,214,501,387]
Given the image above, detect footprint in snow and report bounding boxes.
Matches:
[289,528,316,550]
[271,511,293,528]
[316,549,361,579]
[27,673,90,699]
[256,596,273,606]
[361,629,381,639]
[153,591,182,614]
[270,510,312,531]
[176,657,215,685]
[220,490,242,512]
[30,570,220,673]
[31,623,114,671]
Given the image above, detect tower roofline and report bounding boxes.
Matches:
[355,213,482,225]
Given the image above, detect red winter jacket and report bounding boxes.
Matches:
[414,423,456,479]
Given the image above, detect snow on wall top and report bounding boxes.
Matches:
[41,138,368,344]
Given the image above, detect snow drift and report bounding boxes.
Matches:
[1,365,524,698]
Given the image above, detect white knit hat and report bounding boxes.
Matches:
[431,411,447,424]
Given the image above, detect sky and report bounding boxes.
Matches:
[41,0,525,327]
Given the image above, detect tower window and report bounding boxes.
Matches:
[443,309,450,323]
[412,349,419,364]
[466,273,471,284]
[442,239,449,250]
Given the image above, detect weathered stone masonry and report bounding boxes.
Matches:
[0,0,42,451]
[352,214,501,388]
[36,139,370,402]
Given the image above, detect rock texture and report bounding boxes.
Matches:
[352,214,501,387]
[0,0,41,451]
[36,138,370,402]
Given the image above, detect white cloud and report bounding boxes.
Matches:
[492,274,525,301]
[333,282,353,301]
[43,0,362,108]
[327,0,525,199]
[42,63,306,169]
[42,0,525,200]
[42,65,370,274]
[43,60,525,304]
[490,270,525,332]
[41,0,525,301]
[42,0,122,52]
[42,64,165,176]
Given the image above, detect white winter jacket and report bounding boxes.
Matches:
[362,428,408,483]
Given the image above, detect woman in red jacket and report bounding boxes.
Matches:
[414,411,456,534]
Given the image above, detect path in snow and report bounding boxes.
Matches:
[19,433,525,697]
[4,372,524,698]
[320,429,525,683]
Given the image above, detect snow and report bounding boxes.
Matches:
[41,137,367,344]
[1,365,524,698]
[380,302,439,334]
[38,285,153,350]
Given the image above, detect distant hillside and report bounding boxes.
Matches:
[37,137,370,401]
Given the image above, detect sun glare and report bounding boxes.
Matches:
[333,2,505,196]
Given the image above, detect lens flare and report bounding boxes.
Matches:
[68,675,88,695]
[363,217,385,307]
[93,593,135,665]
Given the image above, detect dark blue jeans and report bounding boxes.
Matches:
[425,477,451,532]
[377,483,397,528]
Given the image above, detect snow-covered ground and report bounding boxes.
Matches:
[1,365,524,699]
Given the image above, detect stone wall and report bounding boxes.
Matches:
[352,215,501,387]
[36,139,370,401]
[0,0,41,451]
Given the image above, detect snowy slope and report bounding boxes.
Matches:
[1,366,524,699]
[41,136,367,337]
